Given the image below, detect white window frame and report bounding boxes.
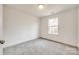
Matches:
[48,16,59,35]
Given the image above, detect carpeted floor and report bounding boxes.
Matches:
[3,38,78,55]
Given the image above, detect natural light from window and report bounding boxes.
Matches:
[48,17,58,35]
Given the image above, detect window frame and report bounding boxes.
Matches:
[48,16,59,35]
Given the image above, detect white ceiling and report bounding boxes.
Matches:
[5,4,77,17]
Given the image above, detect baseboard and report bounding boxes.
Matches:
[39,37,78,50]
[4,37,78,50]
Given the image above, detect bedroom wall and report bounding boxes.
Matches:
[0,4,3,55]
[3,6,39,47]
[40,7,77,46]
[78,5,79,48]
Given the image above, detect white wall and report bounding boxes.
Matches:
[78,6,79,48]
[3,6,39,47]
[40,7,77,46]
[0,4,3,55]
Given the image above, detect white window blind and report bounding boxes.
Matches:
[48,17,58,35]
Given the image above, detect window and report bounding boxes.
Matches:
[48,17,58,35]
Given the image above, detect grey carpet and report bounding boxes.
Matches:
[3,39,78,55]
